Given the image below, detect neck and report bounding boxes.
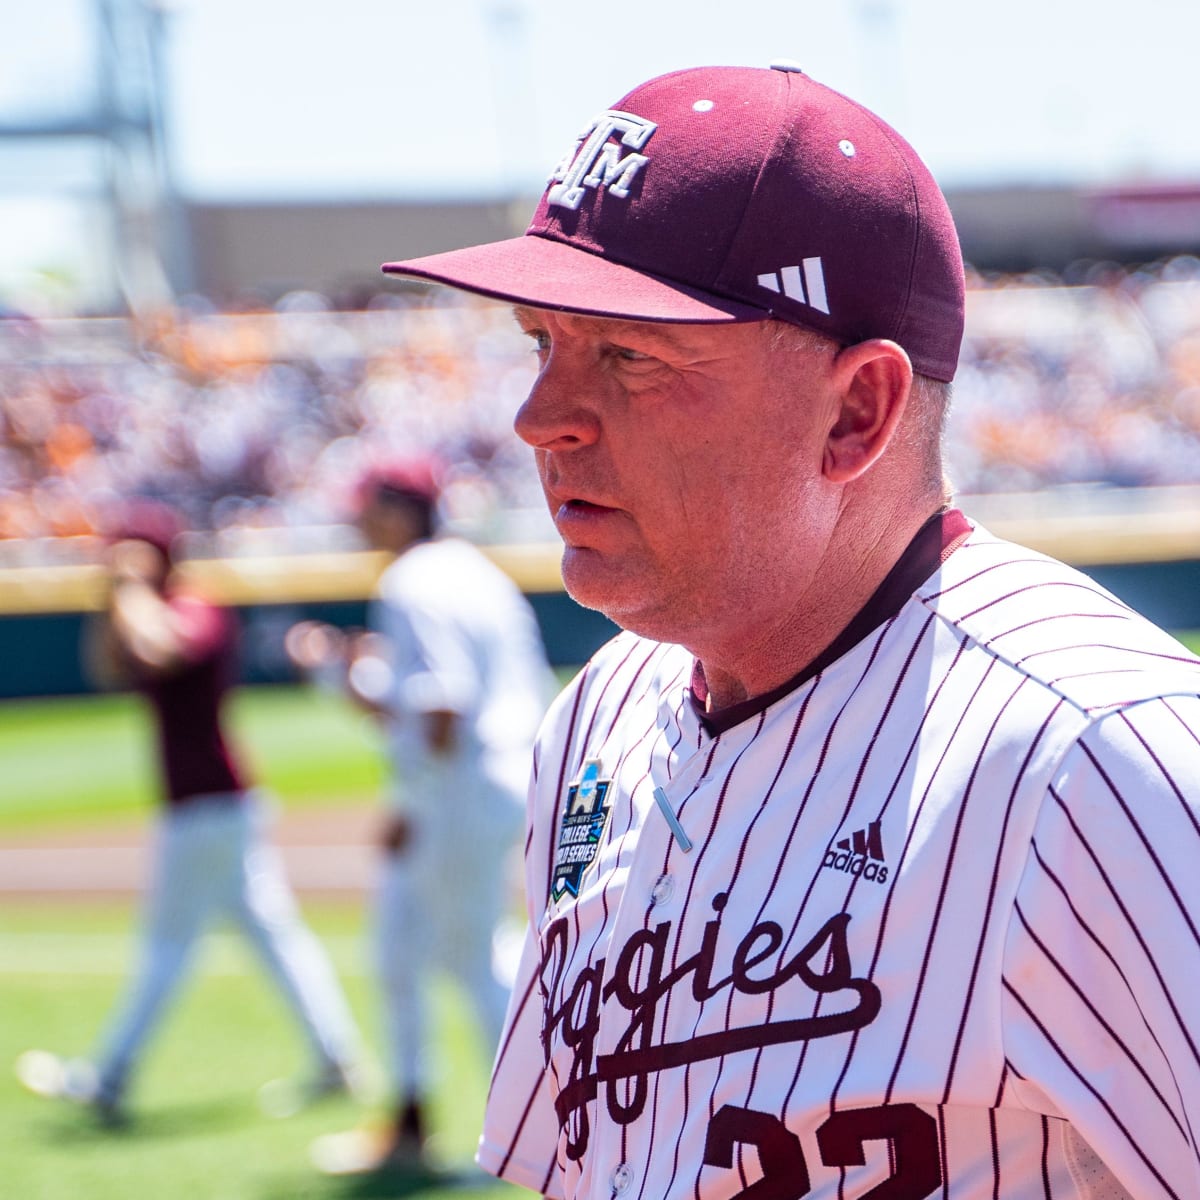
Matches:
[692,502,944,712]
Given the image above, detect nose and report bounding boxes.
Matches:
[513,349,601,452]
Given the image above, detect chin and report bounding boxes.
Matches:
[561,545,641,613]
[560,547,685,644]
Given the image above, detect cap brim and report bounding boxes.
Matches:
[382,233,769,324]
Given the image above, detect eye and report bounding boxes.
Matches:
[523,328,551,357]
[607,343,656,366]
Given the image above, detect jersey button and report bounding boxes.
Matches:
[650,874,675,906]
[610,1163,635,1195]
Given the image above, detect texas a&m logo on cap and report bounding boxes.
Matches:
[547,110,657,211]
[550,757,614,904]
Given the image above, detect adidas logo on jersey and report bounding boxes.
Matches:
[821,820,888,884]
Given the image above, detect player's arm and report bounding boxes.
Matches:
[344,631,401,718]
[285,615,456,750]
[354,598,465,753]
[347,644,458,752]
[104,541,224,677]
[285,619,351,692]
[108,576,189,674]
[1001,696,1200,1197]
[476,901,565,1198]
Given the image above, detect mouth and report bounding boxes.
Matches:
[559,498,616,515]
[550,495,623,543]
[544,478,617,515]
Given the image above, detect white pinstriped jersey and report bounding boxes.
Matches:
[478,517,1200,1200]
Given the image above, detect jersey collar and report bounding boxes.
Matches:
[692,507,973,735]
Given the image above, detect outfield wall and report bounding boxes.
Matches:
[1,498,1199,700]
[0,544,621,699]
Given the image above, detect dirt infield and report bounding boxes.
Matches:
[0,803,380,898]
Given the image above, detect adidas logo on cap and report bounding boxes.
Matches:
[756,258,829,315]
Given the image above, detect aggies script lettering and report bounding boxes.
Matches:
[540,893,881,1161]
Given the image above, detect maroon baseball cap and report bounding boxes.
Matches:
[382,63,964,382]
[107,499,185,563]
[356,455,443,509]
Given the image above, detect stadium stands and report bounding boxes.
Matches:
[1,256,1199,568]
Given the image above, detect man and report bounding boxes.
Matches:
[378,64,1200,1198]
[16,501,367,1124]
[287,460,554,1173]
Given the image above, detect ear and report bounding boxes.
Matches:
[822,340,913,483]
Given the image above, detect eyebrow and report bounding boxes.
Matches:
[511,305,692,348]
[511,305,543,330]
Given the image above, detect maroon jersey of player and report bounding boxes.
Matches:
[139,591,246,804]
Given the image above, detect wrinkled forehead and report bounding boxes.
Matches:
[513,307,850,382]
[512,303,692,338]
[510,303,803,354]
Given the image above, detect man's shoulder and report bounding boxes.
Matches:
[919,523,1200,715]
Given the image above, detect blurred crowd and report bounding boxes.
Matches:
[2,255,1200,566]
[949,255,1200,494]
[0,291,547,566]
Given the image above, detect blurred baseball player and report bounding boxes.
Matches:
[287,459,554,1173]
[378,64,1200,1198]
[16,501,367,1125]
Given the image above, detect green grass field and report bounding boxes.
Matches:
[0,901,523,1200]
[0,685,526,1199]
[4,635,1199,1200]
[0,684,386,834]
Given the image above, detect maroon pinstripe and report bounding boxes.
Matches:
[1004,982,1181,1197]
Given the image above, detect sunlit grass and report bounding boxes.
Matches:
[0,899,524,1200]
[0,685,385,833]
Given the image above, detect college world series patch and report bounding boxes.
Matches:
[550,758,614,904]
